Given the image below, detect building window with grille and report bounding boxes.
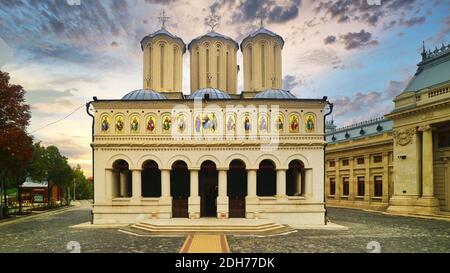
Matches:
[329,177,336,195]
[374,176,383,197]
[329,161,335,167]
[356,157,365,165]
[357,176,365,196]
[342,177,349,196]
[373,155,382,163]
[342,159,349,166]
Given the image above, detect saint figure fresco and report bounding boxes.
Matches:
[101,116,109,132]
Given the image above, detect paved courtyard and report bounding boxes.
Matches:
[0,204,449,253]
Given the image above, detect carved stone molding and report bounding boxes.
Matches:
[417,124,432,132]
[393,127,416,146]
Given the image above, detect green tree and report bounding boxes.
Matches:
[0,70,32,217]
[71,165,93,200]
[43,146,73,207]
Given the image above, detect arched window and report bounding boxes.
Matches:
[216,48,220,88]
[196,49,200,88]
[286,160,304,196]
[160,44,165,88]
[248,46,253,82]
[142,160,161,197]
[257,159,276,196]
[173,47,178,91]
[206,48,210,87]
[261,43,265,88]
[226,51,229,91]
[112,160,132,198]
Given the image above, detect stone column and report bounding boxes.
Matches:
[416,125,439,213]
[131,169,141,203]
[119,171,127,197]
[304,169,313,199]
[364,155,370,202]
[245,169,258,218]
[382,153,390,203]
[276,169,287,200]
[104,168,113,202]
[294,171,302,196]
[217,169,229,218]
[188,169,200,219]
[159,169,172,218]
[421,125,434,197]
[348,157,355,201]
[334,159,340,200]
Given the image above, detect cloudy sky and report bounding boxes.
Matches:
[0,0,449,176]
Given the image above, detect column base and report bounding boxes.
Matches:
[387,195,419,214]
[188,196,200,219]
[415,197,440,214]
[276,195,289,202]
[245,196,259,219]
[217,196,229,219]
[158,196,172,219]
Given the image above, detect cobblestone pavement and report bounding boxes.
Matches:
[229,207,450,253]
[0,205,184,253]
[1,205,449,253]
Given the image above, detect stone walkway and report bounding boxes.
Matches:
[180,235,230,253]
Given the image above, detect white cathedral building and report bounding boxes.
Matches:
[88,14,331,227]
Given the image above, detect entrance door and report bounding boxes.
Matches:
[171,161,190,218]
[200,161,218,217]
[228,160,247,218]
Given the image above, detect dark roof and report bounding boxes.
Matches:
[240,27,284,51]
[325,117,393,143]
[254,89,296,99]
[140,28,186,53]
[403,43,450,92]
[188,31,238,51]
[187,88,231,100]
[122,89,167,100]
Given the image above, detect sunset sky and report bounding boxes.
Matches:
[0,0,449,176]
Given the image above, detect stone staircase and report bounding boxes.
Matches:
[120,218,296,236]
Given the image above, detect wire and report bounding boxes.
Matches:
[29,104,85,134]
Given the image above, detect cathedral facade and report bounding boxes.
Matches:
[88,18,329,227]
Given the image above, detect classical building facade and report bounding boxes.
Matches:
[325,43,450,215]
[386,43,450,215]
[325,118,393,210]
[88,18,329,227]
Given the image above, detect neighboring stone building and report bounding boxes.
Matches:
[325,118,393,210]
[325,42,450,215]
[386,43,450,215]
[88,15,330,226]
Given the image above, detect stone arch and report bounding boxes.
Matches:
[196,154,222,169]
[137,155,163,169]
[224,153,250,168]
[107,154,134,169]
[166,155,193,170]
[254,154,281,169]
[285,154,310,169]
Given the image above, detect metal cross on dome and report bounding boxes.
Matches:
[205,12,220,31]
[158,10,170,29]
[256,13,266,28]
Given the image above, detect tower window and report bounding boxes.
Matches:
[261,43,265,88]
[217,49,220,88]
[160,44,165,88]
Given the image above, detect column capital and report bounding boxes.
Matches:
[130,168,142,172]
[105,168,114,171]
[417,124,432,132]
[188,167,200,171]
[160,168,172,171]
[276,168,288,171]
[217,167,229,171]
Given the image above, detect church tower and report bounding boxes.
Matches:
[140,11,186,92]
[188,14,238,94]
[241,18,284,92]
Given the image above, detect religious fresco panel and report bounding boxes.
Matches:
[289,114,300,133]
[305,114,315,133]
[130,114,140,133]
[115,115,125,133]
[162,114,172,133]
[146,115,156,133]
[101,115,110,133]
